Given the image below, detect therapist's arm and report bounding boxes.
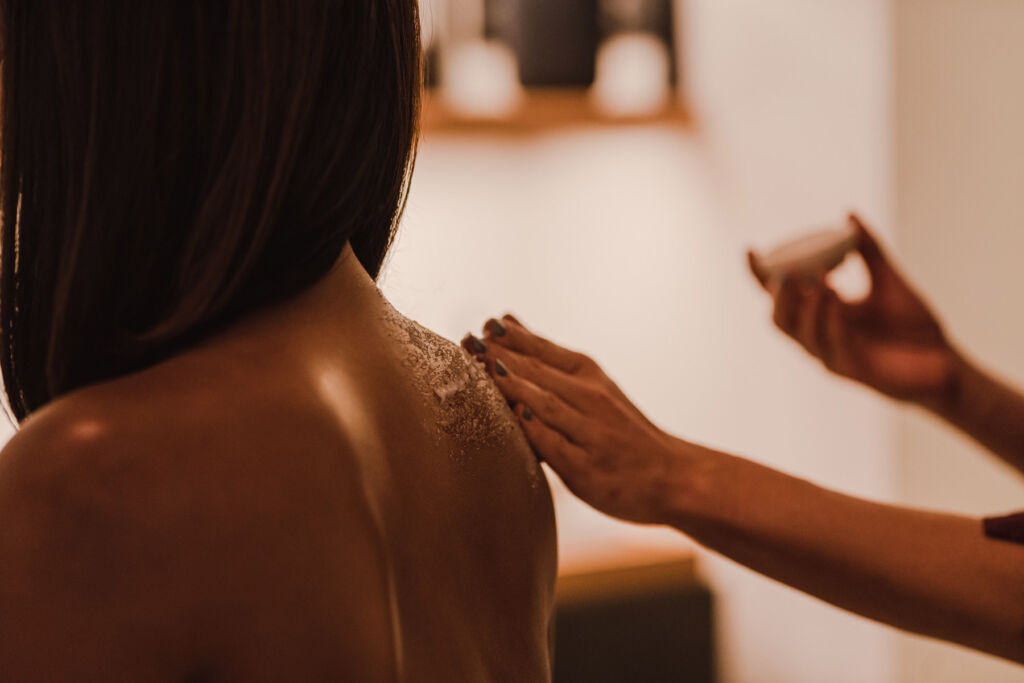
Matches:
[751,213,1024,472]
[916,355,1024,475]
[463,319,1024,664]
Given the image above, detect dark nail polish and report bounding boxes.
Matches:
[469,335,487,354]
[522,407,533,421]
[495,359,508,377]
[487,318,507,337]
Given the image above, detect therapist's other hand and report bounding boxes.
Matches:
[749,213,958,405]
[462,316,686,525]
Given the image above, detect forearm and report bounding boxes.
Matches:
[665,443,1024,662]
[921,352,1024,473]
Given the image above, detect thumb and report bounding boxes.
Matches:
[747,250,770,290]
[849,212,893,283]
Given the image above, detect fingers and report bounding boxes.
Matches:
[472,320,661,432]
[771,276,804,336]
[798,283,827,358]
[467,338,596,413]
[492,369,592,444]
[500,313,523,327]
[819,289,853,373]
[482,314,590,375]
[747,250,770,290]
[772,273,849,365]
[512,403,588,475]
[849,212,893,283]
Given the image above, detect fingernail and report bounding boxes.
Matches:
[495,359,508,377]
[522,406,533,421]
[468,334,487,354]
[486,318,507,337]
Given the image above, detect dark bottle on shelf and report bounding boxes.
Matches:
[424,42,441,89]
[509,0,599,88]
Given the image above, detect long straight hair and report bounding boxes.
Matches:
[0,1,422,425]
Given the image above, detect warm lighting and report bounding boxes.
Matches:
[592,32,671,117]
[441,39,523,119]
[69,419,106,441]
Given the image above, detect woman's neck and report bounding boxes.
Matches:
[191,242,384,359]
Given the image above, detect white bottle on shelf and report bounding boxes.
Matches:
[439,0,523,119]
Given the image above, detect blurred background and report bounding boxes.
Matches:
[380,0,1024,681]
[1,1,1020,681]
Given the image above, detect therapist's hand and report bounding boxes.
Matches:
[463,316,690,525]
[750,213,960,406]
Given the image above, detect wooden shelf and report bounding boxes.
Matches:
[553,553,714,683]
[556,555,698,608]
[421,88,691,135]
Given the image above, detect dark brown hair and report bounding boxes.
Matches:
[0,1,422,424]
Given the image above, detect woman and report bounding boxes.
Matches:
[467,214,1024,664]
[0,3,556,681]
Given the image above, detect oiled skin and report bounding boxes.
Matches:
[0,244,557,682]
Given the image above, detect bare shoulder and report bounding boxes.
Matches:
[379,306,524,455]
[0,373,400,681]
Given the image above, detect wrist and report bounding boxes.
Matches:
[919,347,973,419]
[656,436,718,530]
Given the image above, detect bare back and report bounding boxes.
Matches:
[356,300,558,680]
[0,285,557,682]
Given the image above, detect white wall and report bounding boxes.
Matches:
[383,2,897,681]
[893,2,1024,681]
